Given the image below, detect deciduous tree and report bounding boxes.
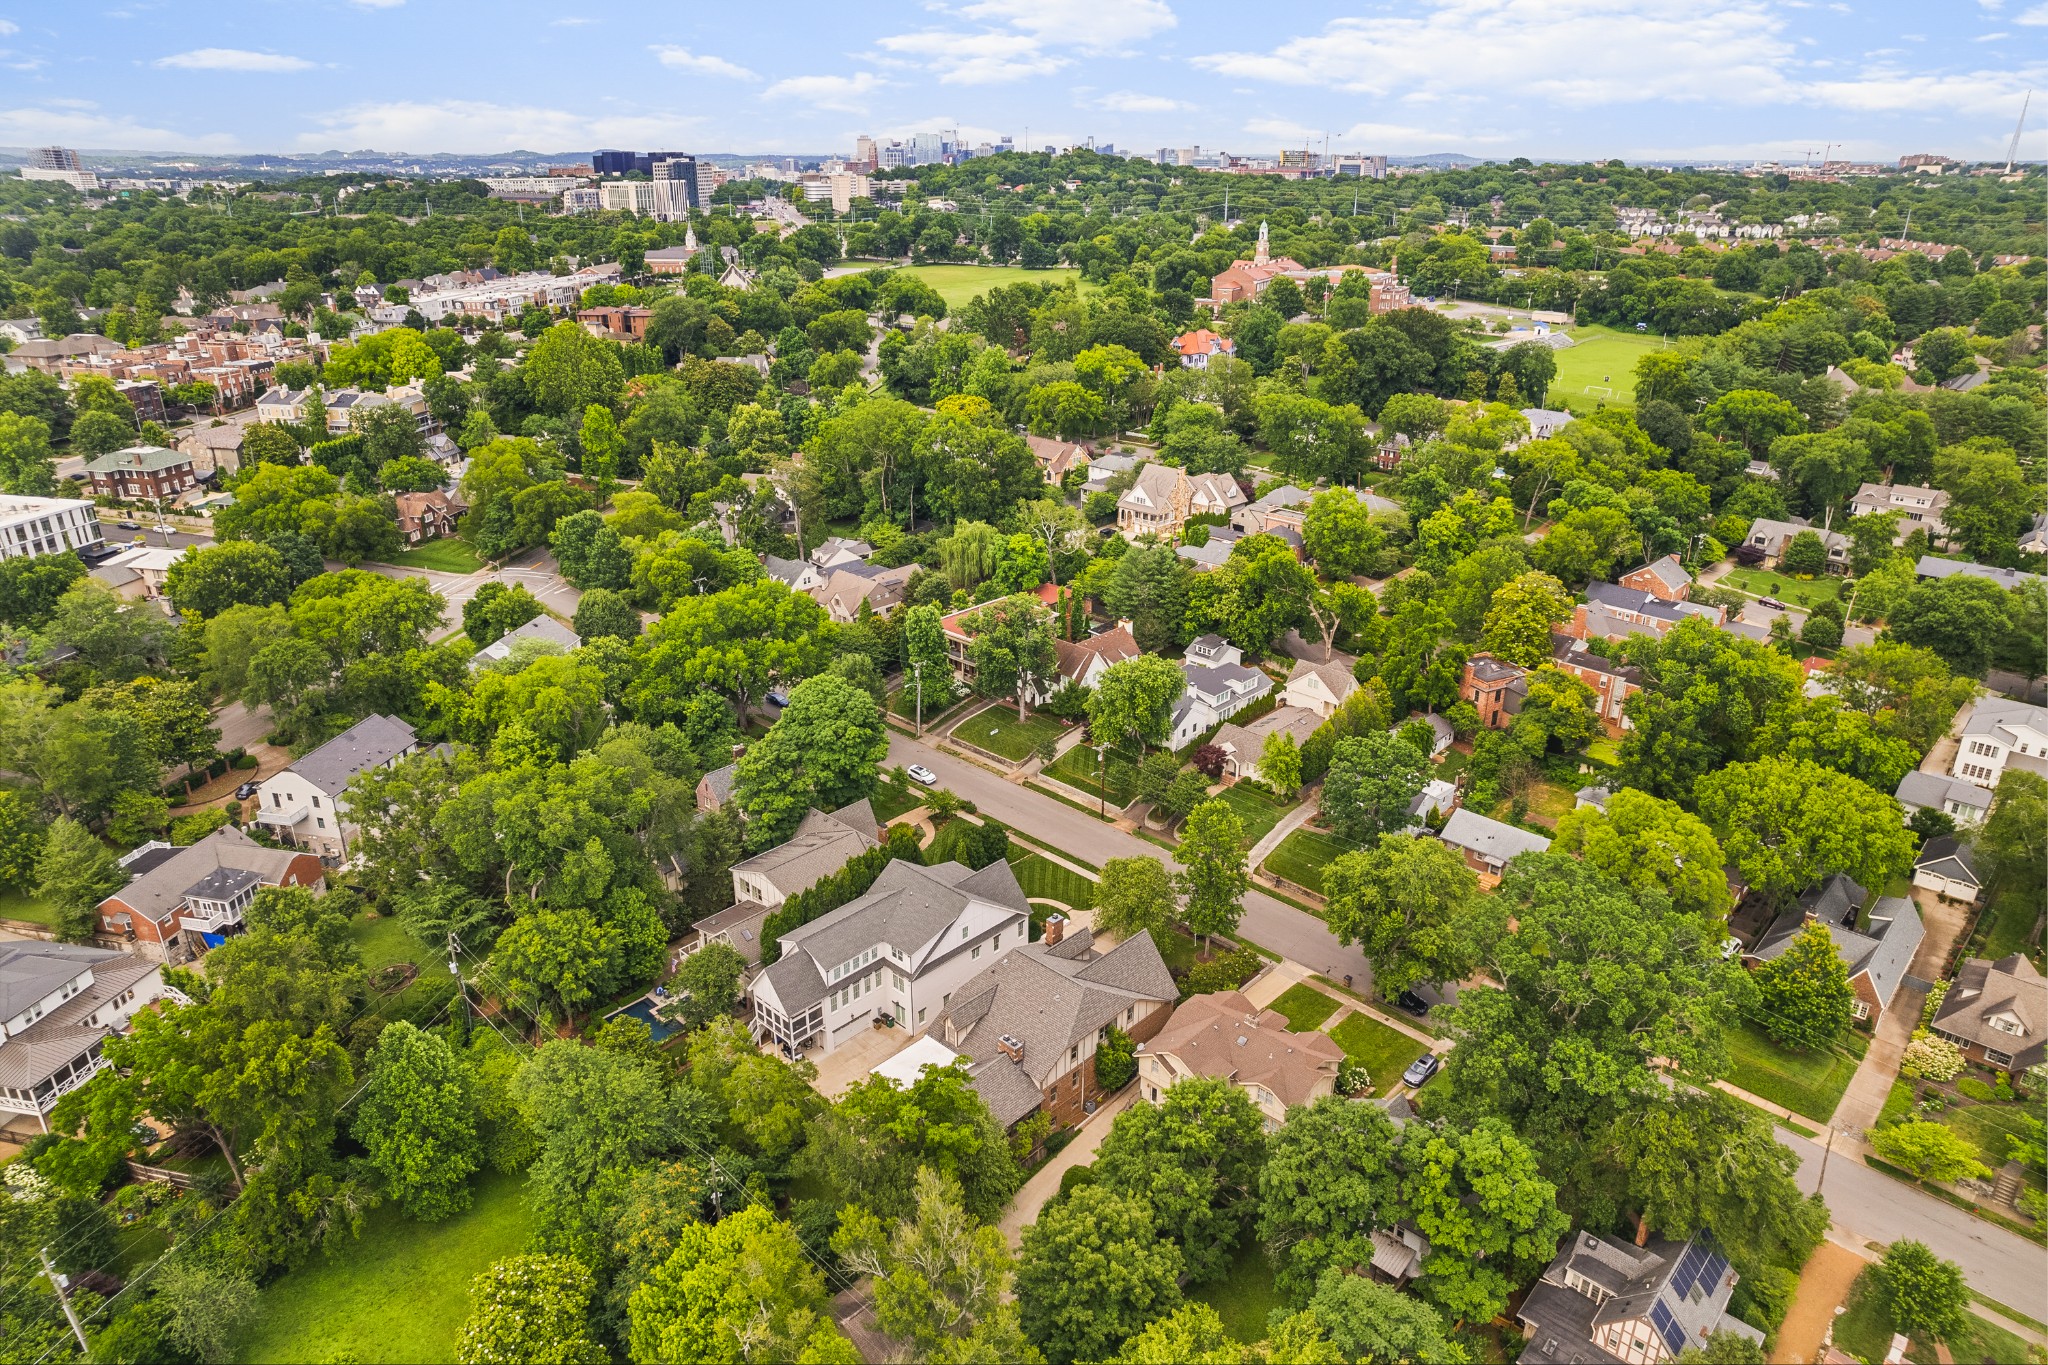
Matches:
[1696,757,1916,898]
[1017,1184,1184,1365]
[457,1254,609,1365]
[353,1020,481,1221]
[1321,834,1484,997]
[1552,788,1733,920]
[1320,731,1430,847]
[1174,798,1248,949]
[733,672,889,850]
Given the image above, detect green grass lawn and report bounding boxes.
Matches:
[380,538,486,573]
[1586,738,1621,766]
[1261,828,1352,895]
[236,1169,532,1364]
[870,782,922,823]
[1720,565,1843,609]
[889,263,1091,312]
[887,682,967,727]
[1329,1011,1429,1095]
[950,706,1071,763]
[1940,1100,2041,1170]
[1723,1021,1869,1124]
[1977,885,2044,964]
[1189,1238,1286,1345]
[347,912,453,1019]
[1210,784,1298,849]
[1007,850,1096,911]
[0,889,62,928]
[1546,324,1669,410]
[1267,983,1343,1033]
[1045,745,1140,806]
[1834,1267,2039,1365]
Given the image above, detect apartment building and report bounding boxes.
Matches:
[83,446,200,501]
[0,495,104,562]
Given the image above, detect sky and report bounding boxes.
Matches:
[0,0,2042,164]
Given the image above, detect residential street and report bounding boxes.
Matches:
[883,731,1378,992]
[359,546,584,641]
[1781,1126,2048,1315]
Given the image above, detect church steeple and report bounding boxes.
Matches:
[1254,219,1270,265]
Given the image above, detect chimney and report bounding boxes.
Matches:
[1043,913,1065,946]
[1116,618,1134,636]
[730,743,746,760]
[996,1033,1025,1064]
[1633,1212,1650,1247]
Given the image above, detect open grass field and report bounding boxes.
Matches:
[1723,1021,1869,1123]
[236,1169,531,1364]
[347,911,454,1020]
[1329,1011,1429,1094]
[1547,324,1670,411]
[1720,565,1842,608]
[890,264,1090,312]
[1834,1267,2041,1365]
[1189,1239,1287,1345]
[0,889,62,928]
[1267,983,1343,1033]
[1006,849,1096,911]
[1261,828,1352,895]
[380,539,486,574]
[1210,784,1298,849]
[950,706,1071,763]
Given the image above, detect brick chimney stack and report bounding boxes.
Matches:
[1043,913,1065,946]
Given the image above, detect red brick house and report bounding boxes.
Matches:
[96,827,324,962]
[393,489,465,543]
[84,446,199,501]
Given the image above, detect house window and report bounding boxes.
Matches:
[1851,999,1870,1020]
[971,944,981,960]
[1987,1048,2014,1067]
[917,1008,926,1025]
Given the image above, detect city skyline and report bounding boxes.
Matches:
[0,0,2041,165]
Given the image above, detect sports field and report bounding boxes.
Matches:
[1547,324,1670,410]
[889,264,1090,311]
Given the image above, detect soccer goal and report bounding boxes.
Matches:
[1582,384,1614,398]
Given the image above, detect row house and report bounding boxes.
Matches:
[0,942,171,1140]
[95,827,325,961]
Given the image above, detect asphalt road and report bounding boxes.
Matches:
[884,729,1378,992]
[1780,1126,2048,1314]
[359,546,584,641]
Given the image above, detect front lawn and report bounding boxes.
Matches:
[1211,783,1299,848]
[1007,850,1096,912]
[380,538,486,573]
[1189,1238,1286,1345]
[870,781,923,823]
[1045,744,1140,806]
[1939,1099,2040,1171]
[887,682,967,728]
[1329,1011,1429,1095]
[236,1169,532,1364]
[1721,566,1842,609]
[0,889,62,929]
[1262,827,1352,895]
[1722,1021,1869,1124]
[1977,884,2044,965]
[950,706,1071,763]
[1267,983,1343,1033]
[1833,1266,2039,1365]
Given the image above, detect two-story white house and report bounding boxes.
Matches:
[0,942,170,1139]
[253,714,420,863]
[749,856,1033,1057]
[1168,636,1274,746]
[1848,481,1950,543]
[1281,653,1359,718]
[1950,698,2048,789]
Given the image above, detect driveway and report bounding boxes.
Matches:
[997,1087,1135,1247]
[1832,887,1973,1134]
[1781,1126,2048,1313]
[885,733,1378,994]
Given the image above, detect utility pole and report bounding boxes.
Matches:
[40,1248,89,1355]
[913,663,923,738]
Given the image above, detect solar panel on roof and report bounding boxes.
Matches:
[1670,1242,1707,1297]
[1649,1300,1688,1355]
[1699,1249,1729,1291]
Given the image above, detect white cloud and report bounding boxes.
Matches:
[1194,1,1797,106]
[1093,90,1190,113]
[0,21,17,35]
[551,16,593,25]
[1245,116,1506,151]
[155,48,315,73]
[2016,2,2048,22]
[875,29,1066,84]
[1975,30,2010,39]
[0,103,242,152]
[957,0,1175,48]
[761,73,885,114]
[294,100,697,153]
[349,0,405,7]
[648,45,757,79]
[1803,66,2042,118]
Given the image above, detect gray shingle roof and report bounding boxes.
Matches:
[291,714,418,797]
[1930,955,2045,1069]
[730,803,880,900]
[100,826,305,927]
[1895,770,1993,816]
[477,615,580,663]
[1961,697,2048,745]
[1751,876,1924,1011]
[1914,836,1981,888]
[1440,809,1552,864]
[1914,555,2045,591]
[780,856,1029,981]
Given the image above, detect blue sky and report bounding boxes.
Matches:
[0,0,2041,163]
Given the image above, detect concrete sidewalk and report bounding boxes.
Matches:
[1246,798,1320,871]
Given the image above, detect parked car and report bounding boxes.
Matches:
[1401,1054,1441,1089]
[764,689,790,708]
[907,764,939,786]
[1757,596,1788,610]
[1396,990,1431,1018]
[234,782,259,800]
[116,520,142,530]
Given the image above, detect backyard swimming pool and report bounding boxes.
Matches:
[612,995,680,1042]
